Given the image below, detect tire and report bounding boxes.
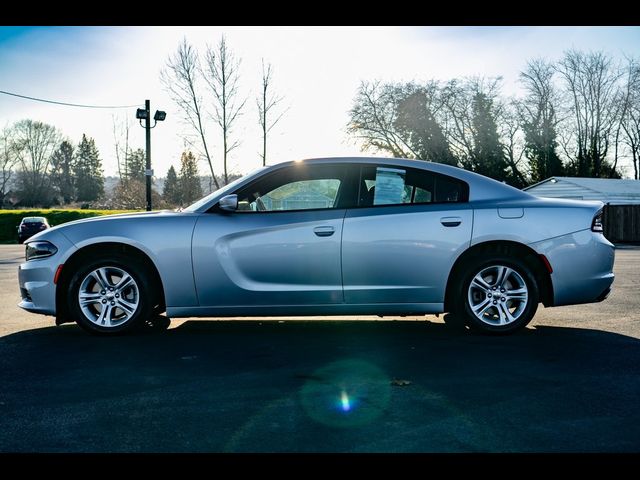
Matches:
[66,253,156,335]
[454,255,539,334]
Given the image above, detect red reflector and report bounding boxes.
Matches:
[54,264,64,284]
[539,255,553,274]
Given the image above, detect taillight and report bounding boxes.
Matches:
[592,209,603,232]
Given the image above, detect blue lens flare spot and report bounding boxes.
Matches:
[340,391,351,412]
[300,359,390,428]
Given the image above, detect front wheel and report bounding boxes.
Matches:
[67,254,156,335]
[456,256,539,334]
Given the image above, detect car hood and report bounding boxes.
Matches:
[26,210,189,243]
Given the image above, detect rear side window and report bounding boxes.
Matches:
[358,165,468,207]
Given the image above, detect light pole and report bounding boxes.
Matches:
[136,100,166,211]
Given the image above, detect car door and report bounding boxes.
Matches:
[191,163,355,307]
[342,164,473,305]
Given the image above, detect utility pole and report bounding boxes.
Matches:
[144,99,152,211]
[136,99,166,212]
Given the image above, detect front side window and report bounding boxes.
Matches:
[234,164,348,212]
[358,165,467,207]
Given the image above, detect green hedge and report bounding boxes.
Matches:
[0,209,137,243]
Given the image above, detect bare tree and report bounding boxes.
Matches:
[620,58,640,179]
[500,99,530,186]
[162,38,219,189]
[348,80,454,164]
[0,125,17,205]
[12,120,62,206]
[203,35,247,184]
[257,59,287,166]
[556,50,622,177]
[348,81,412,158]
[112,114,131,182]
[440,79,476,163]
[519,59,564,182]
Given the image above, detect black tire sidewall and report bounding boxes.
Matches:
[67,254,154,335]
[459,255,539,334]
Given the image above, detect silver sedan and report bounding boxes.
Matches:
[18,157,615,335]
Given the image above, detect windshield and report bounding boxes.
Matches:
[184,166,269,212]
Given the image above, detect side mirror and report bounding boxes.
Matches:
[219,194,238,212]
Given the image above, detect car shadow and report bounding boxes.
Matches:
[1,317,640,453]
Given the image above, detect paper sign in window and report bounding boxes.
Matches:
[373,167,406,205]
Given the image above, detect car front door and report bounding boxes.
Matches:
[191,163,355,308]
[342,164,473,306]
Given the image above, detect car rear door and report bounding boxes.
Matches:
[341,164,473,305]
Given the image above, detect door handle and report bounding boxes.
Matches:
[440,216,462,227]
[313,226,335,237]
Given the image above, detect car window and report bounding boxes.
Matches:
[358,165,467,207]
[249,179,341,211]
[234,164,349,212]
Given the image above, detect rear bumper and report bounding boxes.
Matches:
[530,229,615,307]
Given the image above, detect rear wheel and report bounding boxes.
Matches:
[67,254,156,335]
[456,256,539,334]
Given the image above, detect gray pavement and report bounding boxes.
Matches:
[1,244,639,452]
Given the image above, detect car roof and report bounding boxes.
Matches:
[22,216,46,222]
[267,157,530,201]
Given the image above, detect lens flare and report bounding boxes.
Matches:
[340,390,351,412]
[300,359,391,428]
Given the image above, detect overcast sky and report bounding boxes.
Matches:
[1,26,639,179]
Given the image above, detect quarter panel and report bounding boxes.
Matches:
[472,203,599,246]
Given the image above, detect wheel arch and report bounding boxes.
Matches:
[55,242,166,325]
[444,240,553,312]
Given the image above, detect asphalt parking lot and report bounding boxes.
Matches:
[1,244,639,452]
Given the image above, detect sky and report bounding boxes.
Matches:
[1,26,640,180]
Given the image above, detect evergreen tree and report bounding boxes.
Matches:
[125,148,145,184]
[523,115,564,182]
[50,140,75,203]
[74,134,104,202]
[348,81,458,165]
[111,148,160,210]
[163,165,181,206]
[393,89,457,165]
[465,93,511,182]
[179,151,202,205]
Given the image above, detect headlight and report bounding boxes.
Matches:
[25,241,58,261]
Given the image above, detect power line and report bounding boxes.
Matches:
[0,89,142,109]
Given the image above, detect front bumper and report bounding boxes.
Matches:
[18,232,77,317]
[531,229,615,307]
[18,256,59,315]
